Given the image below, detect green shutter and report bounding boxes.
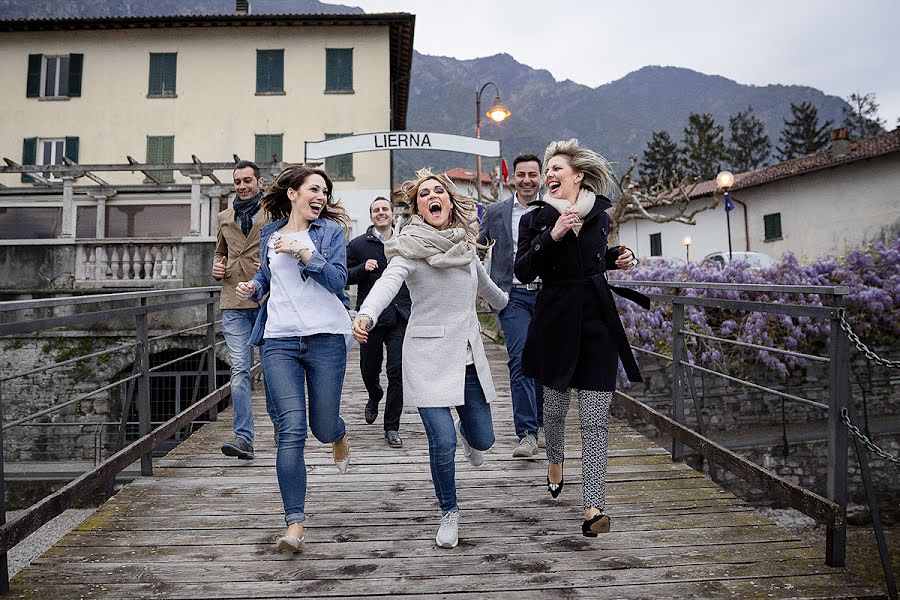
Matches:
[26,54,42,97]
[163,53,177,95]
[255,134,283,163]
[764,213,782,241]
[147,136,174,182]
[64,137,79,162]
[324,133,352,179]
[325,49,353,91]
[67,53,83,97]
[271,50,283,93]
[256,50,268,93]
[254,135,267,163]
[148,54,162,95]
[22,137,37,183]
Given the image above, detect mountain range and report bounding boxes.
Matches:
[397,51,851,181]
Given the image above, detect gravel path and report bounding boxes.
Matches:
[7,508,97,577]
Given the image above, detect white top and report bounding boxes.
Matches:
[263,230,352,340]
[372,227,393,244]
[511,195,539,285]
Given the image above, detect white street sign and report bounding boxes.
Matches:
[305,132,500,159]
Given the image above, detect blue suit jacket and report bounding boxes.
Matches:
[476,197,516,294]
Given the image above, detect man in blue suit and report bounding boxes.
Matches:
[477,154,544,457]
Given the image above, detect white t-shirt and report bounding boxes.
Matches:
[511,195,539,285]
[263,230,352,340]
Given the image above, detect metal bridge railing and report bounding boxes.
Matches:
[0,286,240,594]
[609,280,852,568]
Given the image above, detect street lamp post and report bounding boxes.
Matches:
[716,170,735,261]
[683,235,692,263]
[475,82,511,203]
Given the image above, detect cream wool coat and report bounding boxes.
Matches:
[359,255,508,408]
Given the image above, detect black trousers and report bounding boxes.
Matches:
[359,320,405,431]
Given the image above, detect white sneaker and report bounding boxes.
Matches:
[436,511,459,548]
[455,419,483,466]
[512,434,539,458]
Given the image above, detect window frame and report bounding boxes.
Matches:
[763,212,783,242]
[324,48,354,93]
[148,52,178,98]
[38,138,66,180]
[255,49,285,95]
[41,55,70,98]
[649,232,662,257]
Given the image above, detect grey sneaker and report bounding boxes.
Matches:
[221,437,254,460]
[512,434,539,458]
[436,511,459,548]
[455,419,483,466]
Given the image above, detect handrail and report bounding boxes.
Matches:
[0,286,219,313]
[610,278,851,296]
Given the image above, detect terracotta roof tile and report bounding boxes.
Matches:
[689,128,900,199]
[443,168,492,184]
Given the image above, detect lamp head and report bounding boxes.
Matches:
[486,96,511,123]
[683,236,692,246]
[716,170,734,189]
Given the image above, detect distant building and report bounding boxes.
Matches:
[619,128,900,262]
[0,7,415,240]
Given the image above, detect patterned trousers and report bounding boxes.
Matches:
[543,387,613,510]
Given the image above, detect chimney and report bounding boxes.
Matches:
[831,127,850,156]
[235,0,250,14]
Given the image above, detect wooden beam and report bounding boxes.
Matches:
[2,158,54,186]
[63,157,108,186]
[613,390,843,529]
[126,155,161,184]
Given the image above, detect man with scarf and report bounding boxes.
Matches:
[213,160,268,460]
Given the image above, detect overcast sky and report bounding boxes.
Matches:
[344,0,900,126]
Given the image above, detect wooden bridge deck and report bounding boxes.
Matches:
[11,343,882,599]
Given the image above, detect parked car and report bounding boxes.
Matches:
[700,251,778,269]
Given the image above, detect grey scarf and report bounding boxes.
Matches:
[385,215,475,268]
[542,189,596,236]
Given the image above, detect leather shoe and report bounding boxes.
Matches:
[364,402,378,425]
[384,430,403,448]
[582,513,611,537]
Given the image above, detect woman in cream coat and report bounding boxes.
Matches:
[352,168,508,549]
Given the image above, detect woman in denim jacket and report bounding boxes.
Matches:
[236,165,353,553]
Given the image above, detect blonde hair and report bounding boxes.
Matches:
[398,168,490,249]
[544,139,616,198]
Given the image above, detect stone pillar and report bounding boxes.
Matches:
[59,176,76,238]
[189,174,203,236]
[91,194,107,239]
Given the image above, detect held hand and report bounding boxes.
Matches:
[615,247,639,270]
[550,210,580,241]
[253,260,260,270]
[351,316,372,344]
[212,256,227,279]
[235,280,258,300]
[364,259,379,272]
[273,236,311,263]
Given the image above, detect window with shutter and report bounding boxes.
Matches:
[325,49,353,92]
[764,213,782,241]
[255,135,283,163]
[324,133,353,180]
[21,138,37,183]
[650,233,662,256]
[256,50,284,94]
[147,136,175,182]
[148,53,177,97]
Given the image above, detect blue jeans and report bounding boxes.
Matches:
[418,365,495,514]
[262,334,347,525]
[222,308,261,445]
[498,288,543,439]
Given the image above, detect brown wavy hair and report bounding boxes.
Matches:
[261,165,350,231]
[398,168,491,249]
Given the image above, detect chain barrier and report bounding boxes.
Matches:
[838,308,900,368]
[841,408,900,464]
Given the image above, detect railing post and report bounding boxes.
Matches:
[59,176,76,238]
[189,174,203,237]
[826,294,848,566]
[0,371,9,594]
[206,293,218,422]
[671,301,685,462]
[136,298,153,476]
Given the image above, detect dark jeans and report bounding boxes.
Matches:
[359,320,406,431]
[262,334,347,526]
[498,288,543,439]
[418,365,495,514]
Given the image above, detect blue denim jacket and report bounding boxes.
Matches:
[247,216,350,346]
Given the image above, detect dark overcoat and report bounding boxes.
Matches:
[514,195,648,392]
[347,226,412,327]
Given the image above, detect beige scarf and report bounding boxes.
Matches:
[542,189,596,236]
[385,214,475,268]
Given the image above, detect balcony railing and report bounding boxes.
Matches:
[74,240,182,287]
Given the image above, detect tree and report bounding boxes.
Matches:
[842,92,886,139]
[608,155,717,243]
[776,101,833,161]
[679,113,725,181]
[725,106,771,172]
[638,130,680,189]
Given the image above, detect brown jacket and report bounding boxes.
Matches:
[214,206,266,309]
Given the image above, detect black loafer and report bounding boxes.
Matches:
[385,430,403,447]
[221,437,254,461]
[582,513,611,537]
[364,402,378,425]
[547,461,564,498]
